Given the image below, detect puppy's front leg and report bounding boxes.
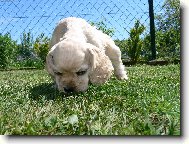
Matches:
[105,41,128,80]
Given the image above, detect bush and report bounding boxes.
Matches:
[0,33,18,69]
[18,31,34,60]
[155,30,180,61]
[141,34,151,61]
[11,58,44,69]
[115,39,128,56]
[127,20,145,64]
[33,33,50,63]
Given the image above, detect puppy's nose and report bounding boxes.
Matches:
[64,87,74,93]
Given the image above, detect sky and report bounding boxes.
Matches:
[0,0,164,42]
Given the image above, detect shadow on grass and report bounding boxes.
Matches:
[29,83,77,101]
[29,83,58,100]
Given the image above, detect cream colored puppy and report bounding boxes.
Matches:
[46,17,128,93]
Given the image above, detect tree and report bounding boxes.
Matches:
[156,0,180,32]
[155,0,180,61]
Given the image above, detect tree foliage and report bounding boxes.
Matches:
[156,0,180,32]
[155,0,180,61]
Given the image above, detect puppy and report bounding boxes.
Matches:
[46,17,128,93]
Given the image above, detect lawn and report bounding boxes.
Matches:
[0,64,180,135]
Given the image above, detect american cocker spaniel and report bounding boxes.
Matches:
[46,17,128,93]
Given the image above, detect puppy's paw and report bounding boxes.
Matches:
[117,73,128,80]
[115,70,128,80]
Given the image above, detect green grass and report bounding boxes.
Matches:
[0,65,180,135]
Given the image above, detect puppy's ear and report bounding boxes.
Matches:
[87,44,114,84]
[45,50,56,79]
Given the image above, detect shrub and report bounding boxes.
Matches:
[114,39,128,56]
[141,34,151,61]
[127,20,145,63]
[155,30,180,61]
[18,31,35,60]
[0,33,18,69]
[11,58,44,69]
[33,33,50,63]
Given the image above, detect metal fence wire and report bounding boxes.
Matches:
[0,0,164,41]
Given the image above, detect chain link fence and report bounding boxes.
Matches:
[0,0,164,41]
[0,0,180,69]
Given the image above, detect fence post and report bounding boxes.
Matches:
[148,0,156,60]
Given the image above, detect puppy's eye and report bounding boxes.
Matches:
[76,70,87,76]
[54,71,63,76]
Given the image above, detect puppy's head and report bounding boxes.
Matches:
[46,41,113,93]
